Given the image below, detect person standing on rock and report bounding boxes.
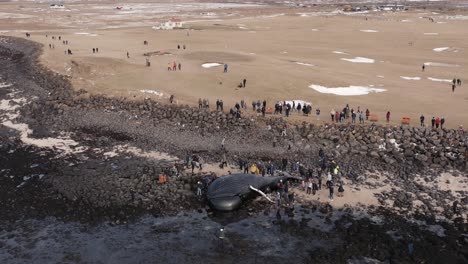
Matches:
[252,101,256,111]
[420,114,425,127]
[307,179,312,195]
[220,100,224,111]
[422,64,425,72]
[440,117,445,129]
[196,181,203,197]
[316,108,321,120]
[359,111,365,124]
[435,117,440,129]
[431,117,435,128]
[224,64,228,73]
[386,111,390,123]
[169,95,174,104]
[328,181,334,201]
[335,111,340,123]
[352,111,356,123]
[221,137,225,150]
[312,177,318,195]
[243,78,246,88]
[198,98,202,109]
[365,109,370,120]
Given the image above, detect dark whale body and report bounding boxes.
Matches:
[207,174,294,211]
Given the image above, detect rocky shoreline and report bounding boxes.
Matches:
[1,36,467,263]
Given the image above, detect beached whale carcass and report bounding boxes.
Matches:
[207,174,297,212]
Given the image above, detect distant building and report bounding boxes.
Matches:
[153,18,183,30]
[377,4,406,11]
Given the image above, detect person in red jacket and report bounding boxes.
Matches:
[365,109,370,120]
[386,111,390,123]
[435,117,441,129]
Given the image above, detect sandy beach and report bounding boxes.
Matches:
[1,1,468,128]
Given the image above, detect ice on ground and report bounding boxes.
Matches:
[1,97,84,154]
[424,33,439,35]
[341,57,375,63]
[428,77,452,83]
[433,47,449,52]
[333,51,347,54]
[201,63,222,68]
[400,76,421,81]
[140,90,164,97]
[295,62,314,67]
[0,82,12,88]
[360,29,378,33]
[278,100,311,106]
[424,62,460,67]
[309,84,386,96]
[444,15,468,20]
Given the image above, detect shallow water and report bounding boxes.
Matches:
[0,207,342,264]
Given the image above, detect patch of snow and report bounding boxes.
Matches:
[278,100,311,106]
[341,57,375,63]
[201,63,222,68]
[424,62,460,67]
[360,29,378,33]
[424,33,439,35]
[309,84,386,96]
[295,62,314,67]
[377,75,385,78]
[400,76,421,81]
[140,90,164,97]
[333,51,347,54]
[427,77,452,83]
[433,47,449,52]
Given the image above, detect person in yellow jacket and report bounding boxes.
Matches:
[333,165,340,176]
[250,164,260,175]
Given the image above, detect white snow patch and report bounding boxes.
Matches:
[309,84,386,96]
[424,33,439,35]
[0,96,83,154]
[278,100,311,106]
[341,57,375,63]
[201,63,222,68]
[295,62,314,67]
[377,75,385,78]
[0,82,12,88]
[424,62,460,67]
[333,51,347,54]
[400,76,421,81]
[140,90,164,97]
[427,77,452,83]
[311,29,319,31]
[360,29,378,33]
[401,20,412,22]
[433,47,449,52]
